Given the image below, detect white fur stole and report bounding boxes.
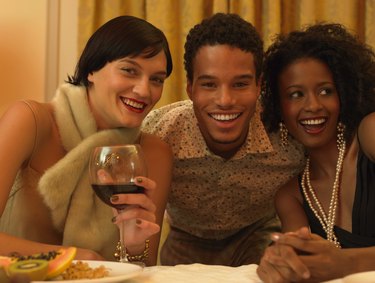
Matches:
[38,84,140,260]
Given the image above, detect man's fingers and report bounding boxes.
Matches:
[266,244,310,280]
[257,257,290,283]
[274,233,326,254]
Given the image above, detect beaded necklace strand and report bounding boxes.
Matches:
[301,137,346,249]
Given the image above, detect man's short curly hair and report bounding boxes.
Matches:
[184,13,263,83]
[261,23,375,142]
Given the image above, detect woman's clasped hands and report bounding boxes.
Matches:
[257,227,351,282]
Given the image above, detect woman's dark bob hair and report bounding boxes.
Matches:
[68,15,173,86]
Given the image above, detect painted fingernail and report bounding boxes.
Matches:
[136,177,143,183]
[136,219,142,225]
[111,216,117,223]
[110,195,119,202]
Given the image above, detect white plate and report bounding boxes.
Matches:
[32,260,143,283]
[342,271,375,283]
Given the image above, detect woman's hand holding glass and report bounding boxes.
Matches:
[110,176,160,248]
[89,145,160,263]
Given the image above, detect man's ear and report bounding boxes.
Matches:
[186,79,193,100]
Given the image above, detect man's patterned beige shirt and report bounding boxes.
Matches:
[143,100,305,240]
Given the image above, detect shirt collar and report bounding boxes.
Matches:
[176,102,274,160]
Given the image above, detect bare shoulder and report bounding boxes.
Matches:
[0,100,53,137]
[0,100,55,174]
[1,100,37,122]
[358,112,375,161]
[4,99,52,123]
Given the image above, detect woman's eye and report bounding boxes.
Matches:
[151,77,165,85]
[121,68,136,75]
[289,91,303,99]
[320,88,333,96]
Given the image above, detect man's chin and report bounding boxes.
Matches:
[212,139,238,145]
[211,135,242,145]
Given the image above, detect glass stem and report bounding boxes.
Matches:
[118,209,128,263]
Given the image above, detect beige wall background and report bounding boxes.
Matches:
[1,0,374,115]
[0,0,78,115]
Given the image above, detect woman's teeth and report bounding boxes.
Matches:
[121,98,145,109]
[300,118,326,125]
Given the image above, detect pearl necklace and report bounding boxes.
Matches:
[301,139,346,249]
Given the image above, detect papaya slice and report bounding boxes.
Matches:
[46,247,77,279]
[0,265,10,283]
[0,256,16,281]
[0,256,16,268]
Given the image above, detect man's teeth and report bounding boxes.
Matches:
[211,113,240,121]
[300,118,326,125]
[122,98,144,109]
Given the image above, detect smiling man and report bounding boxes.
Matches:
[142,13,305,266]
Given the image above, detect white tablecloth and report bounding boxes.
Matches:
[125,264,351,283]
[127,264,262,283]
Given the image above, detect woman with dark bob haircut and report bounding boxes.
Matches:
[257,23,375,282]
[0,15,173,266]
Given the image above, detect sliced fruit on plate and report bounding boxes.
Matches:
[0,256,16,282]
[8,259,49,281]
[0,265,10,283]
[46,246,77,279]
[8,246,77,280]
[0,256,16,268]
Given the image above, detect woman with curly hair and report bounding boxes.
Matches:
[257,23,375,282]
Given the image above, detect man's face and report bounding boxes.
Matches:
[187,45,260,158]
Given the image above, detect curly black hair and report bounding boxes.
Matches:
[261,23,375,142]
[184,13,263,83]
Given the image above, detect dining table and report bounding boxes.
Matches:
[124,263,349,283]
[126,263,262,283]
[42,260,362,283]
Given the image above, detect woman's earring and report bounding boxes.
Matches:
[279,122,288,148]
[337,122,345,150]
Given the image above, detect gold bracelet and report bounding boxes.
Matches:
[114,240,150,262]
[126,240,150,263]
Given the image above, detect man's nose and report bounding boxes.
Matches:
[216,86,234,107]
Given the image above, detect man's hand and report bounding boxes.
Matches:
[257,227,312,282]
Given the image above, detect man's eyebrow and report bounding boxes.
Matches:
[196,74,255,81]
[234,74,255,80]
[196,74,216,81]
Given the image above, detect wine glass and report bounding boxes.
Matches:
[89,144,147,263]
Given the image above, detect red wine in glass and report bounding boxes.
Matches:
[89,144,147,263]
[92,183,145,210]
